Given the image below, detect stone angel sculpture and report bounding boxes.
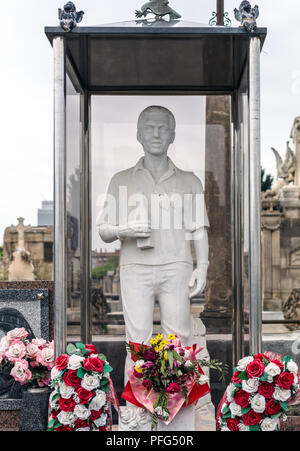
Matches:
[234,1,259,33]
[263,143,296,199]
[59,2,84,32]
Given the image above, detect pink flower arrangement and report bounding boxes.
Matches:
[0,328,54,388]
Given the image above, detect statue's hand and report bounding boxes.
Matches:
[118,223,151,240]
[189,264,209,299]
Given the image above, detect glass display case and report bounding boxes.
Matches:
[45,21,267,381]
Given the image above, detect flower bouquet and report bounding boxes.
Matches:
[47,343,119,431]
[122,333,226,429]
[217,352,300,431]
[0,327,54,388]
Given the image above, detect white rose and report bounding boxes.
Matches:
[51,367,61,380]
[242,378,259,394]
[238,423,250,431]
[76,427,90,431]
[229,402,242,417]
[273,386,291,402]
[287,360,298,374]
[251,394,266,413]
[220,426,230,431]
[81,374,100,391]
[237,356,254,372]
[199,375,209,385]
[154,406,163,416]
[265,362,281,379]
[94,413,108,428]
[59,382,75,399]
[0,337,10,355]
[74,404,90,420]
[50,390,59,409]
[293,374,299,386]
[89,390,107,411]
[68,354,84,370]
[226,383,237,403]
[184,360,193,368]
[58,411,75,426]
[261,417,279,432]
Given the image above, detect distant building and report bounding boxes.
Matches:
[38,201,54,227]
[2,219,53,281]
[92,249,120,269]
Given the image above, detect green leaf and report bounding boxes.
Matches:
[263,357,270,366]
[279,401,288,413]
[282,355,291,364]
[103,364,113,373]
[76,342,86,350]
[161,359,166,377]
[66,343,77,356]
[168,351,174,370]
[238,371,248,380]
[222,404,230,415]
[172,351,183,364]
[98,353,107,362]
[48,418,55,428]
[77,367,86,379]
[241,406,251,415]
[260,372,269,382]
[249,425,260,431]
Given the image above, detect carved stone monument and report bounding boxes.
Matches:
[8,218,35,282]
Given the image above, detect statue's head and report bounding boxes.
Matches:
[137,105,176,157]
[64,2,76,12]
[240,1,251,12]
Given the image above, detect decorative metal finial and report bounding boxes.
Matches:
[135,0,181,21]
[234,1,259,33]
[58,2,84,32]
[209,0,232,27]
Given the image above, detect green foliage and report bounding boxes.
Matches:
[92,256,119,280]
[261,167,274,192]
[0,246,3,258]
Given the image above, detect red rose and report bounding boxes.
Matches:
[255,354,270,363]
[51,409,60,420]
[99,426,107,431]
[55,426,72,431]
[76,387,95,404]
[83,357,104,373]
[90,409,103,422]
[232,371,242,384]
[85,344,98,355]
[226,418,240,431]
[242,410,262,426]
[63,370,82,389]
[277,372,294,390]
[55,354,69,371]
[59,397,76,412]
[246,359,265,379]
[74,419,89,430]
[258,382,275,398]
[265,400,281,416]
[234,389,250,408]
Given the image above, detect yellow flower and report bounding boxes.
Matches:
[160,340,168,348]
[164,350,169,360]
[168,334,176,341]
[156,334,164,341]
[150,338,158,346]
[135,363,143,373]
[154,346,159,352]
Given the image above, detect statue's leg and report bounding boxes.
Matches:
[157,262,192,347]
[120,264,155,383]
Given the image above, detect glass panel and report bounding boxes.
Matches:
[66,75,81,335]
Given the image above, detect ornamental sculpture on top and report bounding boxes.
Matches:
[59,2,84,32]
[234,1,259,33]
[135,0,181,20]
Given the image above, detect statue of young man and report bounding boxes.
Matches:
[98,105,209,347]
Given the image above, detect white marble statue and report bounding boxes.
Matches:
[98,105,209,348]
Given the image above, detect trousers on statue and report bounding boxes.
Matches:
[120,262,193,349]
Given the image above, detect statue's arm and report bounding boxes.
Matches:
[98,224,119,243]
[189,227,209,299]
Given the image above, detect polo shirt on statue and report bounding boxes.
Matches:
[98,157,209,266]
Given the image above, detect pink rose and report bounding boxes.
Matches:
[7,328,29,341]
[32,338,47,348]
[166,383,181,394]
[10,360,32,385]
[26,343,39,359]
[0,337,10,358]
[5,342,26,362]
[36,347,54,370]
[38,373,51,387]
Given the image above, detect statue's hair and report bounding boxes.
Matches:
[137,105,176,132]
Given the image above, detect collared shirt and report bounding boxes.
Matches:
[99,157,209,266]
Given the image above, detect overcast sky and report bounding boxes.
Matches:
[1,0,300,245]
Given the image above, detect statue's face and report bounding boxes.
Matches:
[137,111,175,156]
